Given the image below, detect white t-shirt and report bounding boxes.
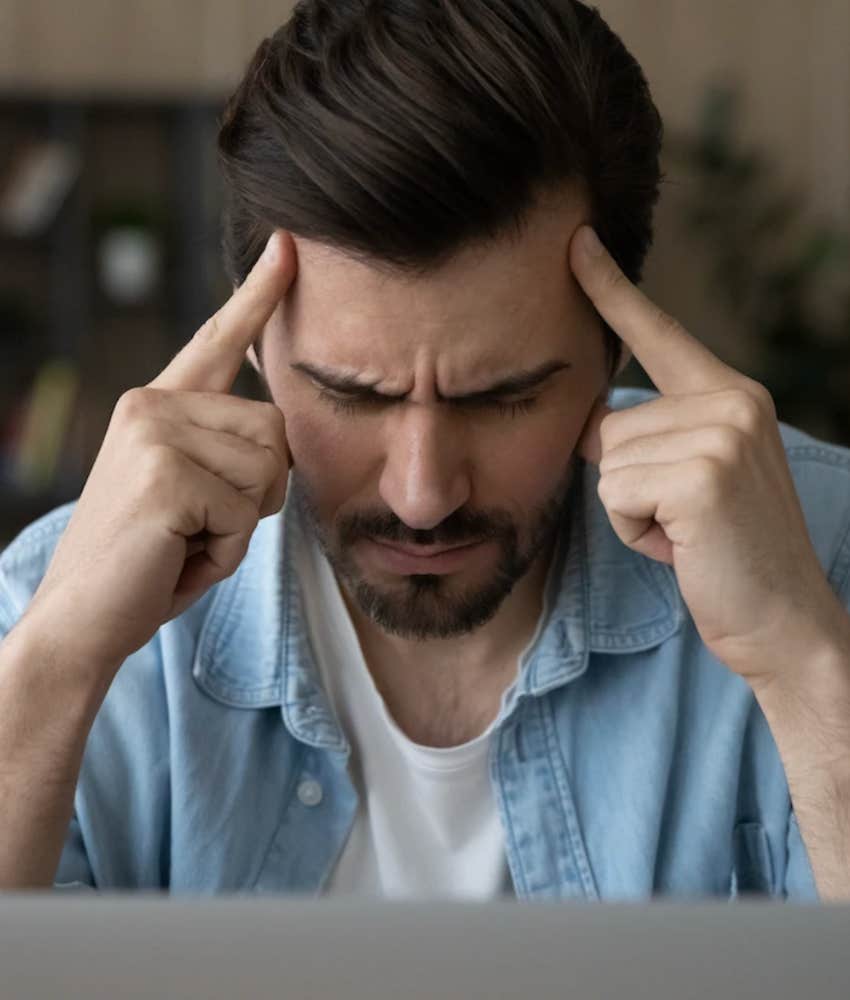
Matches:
[296,521,544,900]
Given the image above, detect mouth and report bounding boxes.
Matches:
[361,538,491,576]
[375,539,477,557]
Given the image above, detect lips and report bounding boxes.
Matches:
[361,538,490,576]
[374,539,477,558]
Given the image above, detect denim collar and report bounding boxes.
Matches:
[193,456,684,751]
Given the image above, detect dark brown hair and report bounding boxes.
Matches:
[217,0,664,376]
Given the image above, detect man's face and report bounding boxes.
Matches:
[252,189,613,640]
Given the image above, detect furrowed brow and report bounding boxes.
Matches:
[439,360,572,402]
[290,362,405,399]
[290,359,571,402]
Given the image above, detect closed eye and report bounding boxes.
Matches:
[490,398,538,419]
[316,389,384,414]
[316,388,538,419]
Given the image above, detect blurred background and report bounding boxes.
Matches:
[0,0,848,550]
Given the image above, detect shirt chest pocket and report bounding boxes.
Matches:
[729,820,775,898]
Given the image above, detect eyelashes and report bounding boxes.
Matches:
[491,399,538,419]
[316,390,539,420]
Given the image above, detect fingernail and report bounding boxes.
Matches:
[263,231,280,264]
[580,226,605,258]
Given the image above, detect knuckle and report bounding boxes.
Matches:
[126,415,160,450]
[742,378,776,417]
[596,467,620,506]
[258,400,287,437]
[260,464,290,517]
[136,445,183,499]
[220,548,250,582]
[259,445,283,486]
[725,388,764,434]
[141,442,180,480]
[115,386,157,422]
[236,492,262,531]
[711,425,746,464]
[598,412,620,450]
[216,491,258,548]
[254,404,288,465]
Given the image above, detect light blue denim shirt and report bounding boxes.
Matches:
[2,387,848,900]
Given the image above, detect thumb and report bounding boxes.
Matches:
[577,397,613,466]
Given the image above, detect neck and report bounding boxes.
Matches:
[337,544,555,747]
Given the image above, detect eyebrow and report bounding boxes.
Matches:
[290,359,572,403]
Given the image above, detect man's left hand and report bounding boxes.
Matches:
[569,225,850,690]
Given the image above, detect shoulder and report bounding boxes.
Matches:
[0,501,78,626]
[778,428,850,596]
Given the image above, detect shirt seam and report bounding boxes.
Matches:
[491,718,530,899]
[541,695,599,900]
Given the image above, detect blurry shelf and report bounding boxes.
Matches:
[0,92,228,543]
[0,234,50,250]
[0,93,226,355]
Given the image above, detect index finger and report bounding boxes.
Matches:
[569,225,735,396]
[150,230,297,394]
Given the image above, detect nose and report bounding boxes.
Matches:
[378,405,471,531]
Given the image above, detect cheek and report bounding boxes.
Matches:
[284,405,375,513]
[477,395,595,508]
[286,407,339,463]
[269,373,362,480]
[484,424,572,506]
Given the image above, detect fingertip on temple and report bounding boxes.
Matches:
[577,226,606,259]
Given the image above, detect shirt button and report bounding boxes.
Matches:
[297,779,323,807]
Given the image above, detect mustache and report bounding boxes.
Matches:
[338,507,516,549]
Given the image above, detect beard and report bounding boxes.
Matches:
[291,458,578,642]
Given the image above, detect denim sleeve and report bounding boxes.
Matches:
[0,567,96,891]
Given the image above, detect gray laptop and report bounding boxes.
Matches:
[1,894,848,999]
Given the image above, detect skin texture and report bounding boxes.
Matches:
[247,189,621,744]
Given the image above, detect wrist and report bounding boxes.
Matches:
[2,608,117,725]
[750,621,850,765]
[741,582,850,692]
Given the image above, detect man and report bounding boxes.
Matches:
[1,0,850,900]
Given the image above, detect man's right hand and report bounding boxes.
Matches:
[22,229,297,676]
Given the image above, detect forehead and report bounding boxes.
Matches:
[278,188,594,376]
